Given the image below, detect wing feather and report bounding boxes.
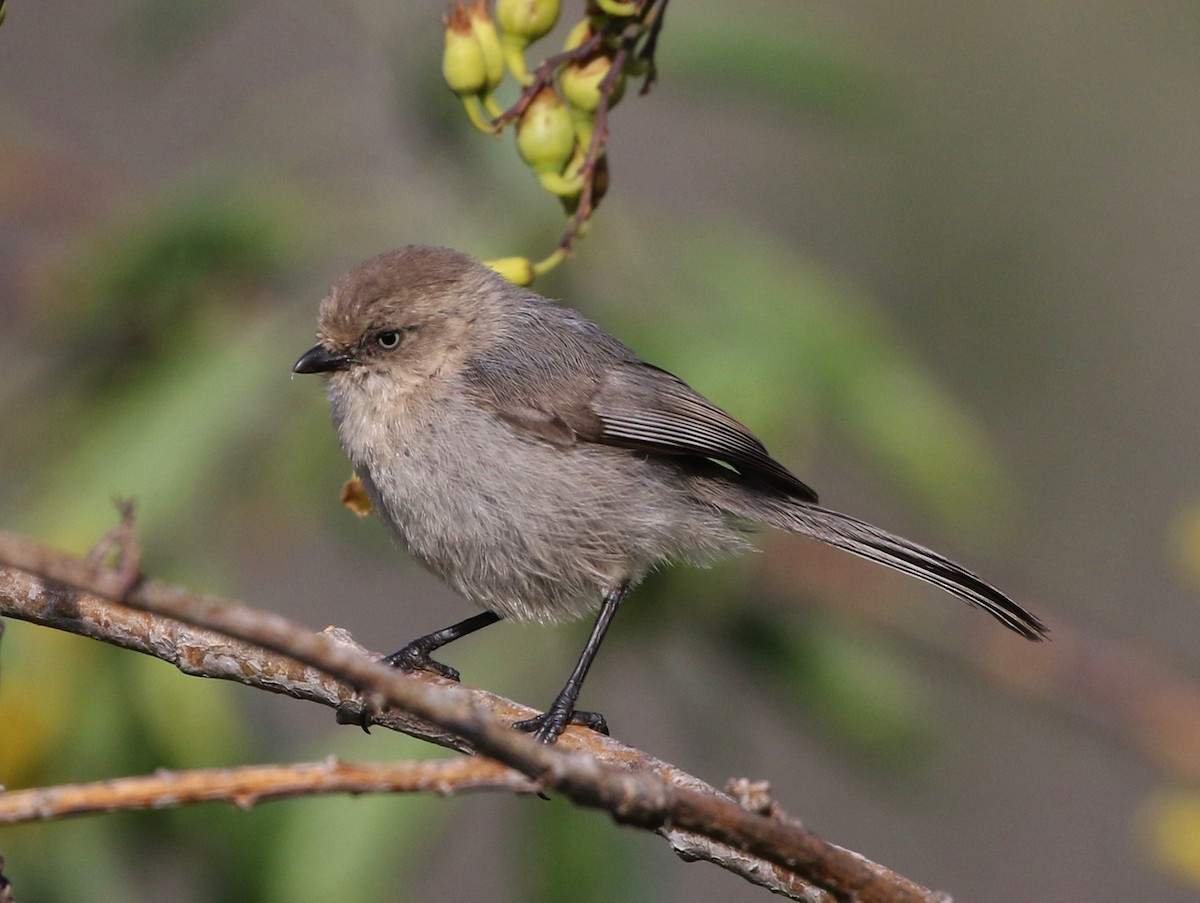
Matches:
[464,311,816,502]
[590,365,817,501]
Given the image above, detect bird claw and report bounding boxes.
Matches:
[513,708,609,744]
[382,645,461,682]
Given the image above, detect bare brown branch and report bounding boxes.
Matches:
[0,562,474,752]
[0,528,946,903]
[0,758,533,824]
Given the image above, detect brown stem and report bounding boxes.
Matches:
[493,32,607,130]
[635,0,669,93]
[557,43,624,252]
[0,758,534,824]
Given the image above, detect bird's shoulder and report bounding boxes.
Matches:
[461,298,625,446]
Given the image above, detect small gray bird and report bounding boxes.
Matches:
[295,245,1045,743]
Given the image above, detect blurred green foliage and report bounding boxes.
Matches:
[0,3,1022,903]
[667,0,888,124]
[10,182,320,557]
[728,609,928,772]
[588,222,1010,533]
[518,796,658,903]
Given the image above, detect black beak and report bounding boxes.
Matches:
[293,344,353,374]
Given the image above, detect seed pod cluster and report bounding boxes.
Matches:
[441,1,664,282]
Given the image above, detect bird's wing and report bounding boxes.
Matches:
[588,363,818,502]
[465,328,818,503]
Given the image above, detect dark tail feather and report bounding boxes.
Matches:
[718,490,1046,641]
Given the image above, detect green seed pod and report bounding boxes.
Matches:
[539,169,584,199]
[559,51,624,114]
[596,0,636,15]
[495,0,561,46]
[568,106,595,155]
[442,2,488,97]
[467,0,505,94]
[485,256,537,287]
[517,87,576,177]
[562,18,593,53]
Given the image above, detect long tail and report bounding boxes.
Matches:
[711,487,1047,640]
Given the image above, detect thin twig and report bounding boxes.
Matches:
[556,18,645,252]
[0,758,534,824]
[493,30,607,130]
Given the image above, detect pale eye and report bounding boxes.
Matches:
[376,329,402,350]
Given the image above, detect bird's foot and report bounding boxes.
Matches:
[513,707,609,744]
[382,644,460,682]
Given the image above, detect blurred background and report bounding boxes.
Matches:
[3,1,1200,901]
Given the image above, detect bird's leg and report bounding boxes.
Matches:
[384,611,502,682]
[514,582,629,744]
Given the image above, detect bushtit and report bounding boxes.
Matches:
[295,245,1045,743]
